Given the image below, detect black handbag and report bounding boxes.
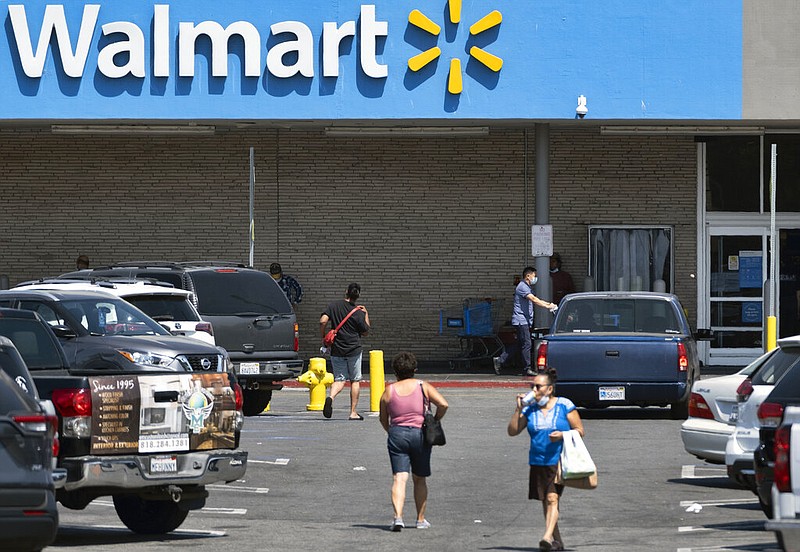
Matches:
[421,383,446,446]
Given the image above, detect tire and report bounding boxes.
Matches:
[776,531,785,551]
[112,495,189,534]
[242,389,272,416]
[757,492,773,518]
[670,398,689,420]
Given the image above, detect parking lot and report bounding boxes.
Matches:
[49,385,781,552]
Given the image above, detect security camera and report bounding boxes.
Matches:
[576,95,588,119]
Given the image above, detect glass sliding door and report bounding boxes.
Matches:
[707,229,767,364]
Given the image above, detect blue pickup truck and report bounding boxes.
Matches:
[535,292,712,419]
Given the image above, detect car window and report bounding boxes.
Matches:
[125,295,200,322]
[555,298,680,334]
[765,357,800,403]
[190,270,291,316]
[60,299,169,337]
[752,346,800,386]
[0,370,38,414]
[18,302,67,326]
[0,343,38,398]
[0,319,65,370]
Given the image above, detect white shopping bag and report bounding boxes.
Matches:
[559,430,596,479]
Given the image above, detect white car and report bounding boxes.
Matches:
[680,360,763,464]
[726,340,800,488]
[13,279,215,345]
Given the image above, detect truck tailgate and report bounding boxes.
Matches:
[545,335,680,382]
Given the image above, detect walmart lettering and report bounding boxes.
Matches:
[7,4,389,79]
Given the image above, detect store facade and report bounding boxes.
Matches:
[1,1,798,365]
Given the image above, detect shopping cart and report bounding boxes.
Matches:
[438,298,506,370]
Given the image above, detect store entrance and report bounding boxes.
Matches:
[779,229,800,339]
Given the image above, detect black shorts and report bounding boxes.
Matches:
[528,464,564,501]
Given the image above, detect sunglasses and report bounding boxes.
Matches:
[531,383,551,390]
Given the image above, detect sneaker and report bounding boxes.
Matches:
[390,518,404,532]
[492,357,502,375]
[416,519,431,529]
[525,369,537,377]
[323,397,333,419]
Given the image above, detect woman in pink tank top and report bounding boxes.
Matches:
[379,352,448,532]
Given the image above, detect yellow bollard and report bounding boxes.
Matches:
[767,316,777,351]
[370,350,385,412]
[298,357,334,411]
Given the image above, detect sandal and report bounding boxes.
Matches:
[539,538,553,552]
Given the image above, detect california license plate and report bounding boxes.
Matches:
[599,386,625,401]
[238,362,260,375]
[150,455,177,474]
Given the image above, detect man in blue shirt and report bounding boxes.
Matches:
[494,267,557,376]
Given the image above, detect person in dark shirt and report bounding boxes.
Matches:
[270,262,303,306]
[549,253,576,305]
[320,283,371,420]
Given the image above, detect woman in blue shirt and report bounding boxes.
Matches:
[508,369,585,552]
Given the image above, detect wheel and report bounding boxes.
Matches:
[242,389,272,416]
[112,495,189,534]
[757,492,773,518]
[670,398,689,419]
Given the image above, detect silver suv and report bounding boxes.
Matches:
[59,262,303,415]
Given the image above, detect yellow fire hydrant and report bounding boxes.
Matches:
[297,357,334,411]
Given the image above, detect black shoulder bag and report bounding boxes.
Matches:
[421,382,446,446]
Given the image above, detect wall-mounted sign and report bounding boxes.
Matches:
[0,1,741,120]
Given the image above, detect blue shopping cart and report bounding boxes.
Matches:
[438,298,505,370]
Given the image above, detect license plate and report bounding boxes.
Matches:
[599,386,625,401]
[150,455,177,474]
[239,362,260,375]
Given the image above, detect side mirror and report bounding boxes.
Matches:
[51,325,78,339]
[694,328,714,341]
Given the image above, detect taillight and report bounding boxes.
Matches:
[233,382,244,411]
[536,342,548,369]
[774,424,791,492]
[51,388,92,438]
[12,414,59,456]
[196,322,213,336]
[757,402,785,428]
[52,388,92,417]
[293,323,299,352]
[688,392,714,419]
[677,343,688,372]
[735,378,754,402]
[12,414,57,433]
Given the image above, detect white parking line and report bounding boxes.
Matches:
[90,499,249,516]
[678,520,763,533]
[67,524,227,537]
[207,484,269,494]
[248,458,290,465]
[679,498,758,507]
[681,464,728,479]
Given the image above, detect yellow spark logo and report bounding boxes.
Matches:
[407,1,503,95]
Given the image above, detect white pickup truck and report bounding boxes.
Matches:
[766,405,800,551]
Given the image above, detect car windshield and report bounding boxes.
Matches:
[191,270,291,316]
[554,298,681,334]
[61,298,169,337]
[124,295,200,322]
[0,319,65,370]
[751,346,800,386]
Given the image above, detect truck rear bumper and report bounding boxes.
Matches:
[556,381,688,407]
[61,449,247,491]
[233,359,303,385]
[765,518,800,552]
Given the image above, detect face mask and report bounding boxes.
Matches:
[530,276,538,286]
[550,268,558,273]
[537,395,550,407]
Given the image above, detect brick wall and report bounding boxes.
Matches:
[0,127,698,365]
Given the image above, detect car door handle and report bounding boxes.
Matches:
[605,350,620,357]
[153,391,179,402]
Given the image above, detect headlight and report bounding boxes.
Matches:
[117,350,174,367]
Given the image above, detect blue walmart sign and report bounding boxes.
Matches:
[0,1,742,120]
